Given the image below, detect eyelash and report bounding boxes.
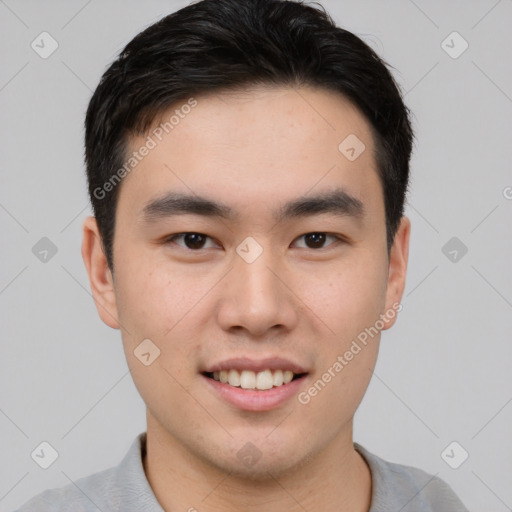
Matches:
[164,232,346,251]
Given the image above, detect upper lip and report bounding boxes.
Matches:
[203,357,308,374]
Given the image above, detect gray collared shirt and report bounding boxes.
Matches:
[15,432,469,511]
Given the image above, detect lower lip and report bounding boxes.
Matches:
[202,374,308,412]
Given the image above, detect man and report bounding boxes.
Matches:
[16,0,469,510]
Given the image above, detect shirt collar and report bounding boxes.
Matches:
[118,434,380,511]
[114,432,165,511]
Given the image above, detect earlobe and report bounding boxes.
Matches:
[81,216,120,329]
[382,216,410,330]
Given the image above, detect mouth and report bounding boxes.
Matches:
[202,369,307,391]
[201,358,310,411]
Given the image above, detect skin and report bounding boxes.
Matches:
[82,85,410,512]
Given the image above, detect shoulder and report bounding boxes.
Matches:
[14,433,151,512]
[355,443,470,512]
[14,466,120,512]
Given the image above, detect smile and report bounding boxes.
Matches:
[204,369,304,391]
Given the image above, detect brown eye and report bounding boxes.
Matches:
[293,232,340,249]
[167,233,217,250]
[183,233,207,249]
[304,233,326,248]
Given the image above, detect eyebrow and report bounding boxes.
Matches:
[140,187,364,224]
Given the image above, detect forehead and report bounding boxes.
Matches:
[117,85,382,221]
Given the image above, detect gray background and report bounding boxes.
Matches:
[1,0,511,510]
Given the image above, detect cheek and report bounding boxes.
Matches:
[113,257,209,367]
[114,256,189,334]
[299,266,385,428]
[299,254,388,336]
[115,265,204,406]
[305,255,387,415]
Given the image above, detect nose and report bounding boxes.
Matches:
[215,247,299,338]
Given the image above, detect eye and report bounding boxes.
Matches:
[165,232,218,250]
[164,232,344,251]
[292,232,342,249]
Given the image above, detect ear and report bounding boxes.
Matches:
[382,216,410,330]
[81,216,120,329]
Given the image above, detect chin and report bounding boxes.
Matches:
[205,440,313,482]
[219,456,302,482]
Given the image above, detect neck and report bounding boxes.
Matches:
[143,414,372,512]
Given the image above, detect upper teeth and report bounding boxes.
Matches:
[212,369,295,390]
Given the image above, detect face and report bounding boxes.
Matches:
[83,85,409,479]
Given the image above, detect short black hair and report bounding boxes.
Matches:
[85,0,414,271]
